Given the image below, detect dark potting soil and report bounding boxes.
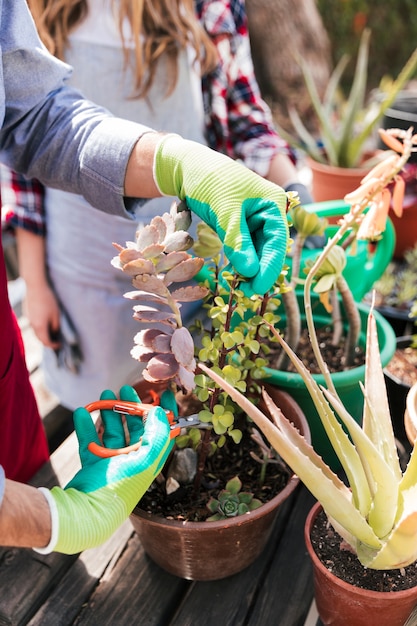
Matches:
[310,508,417,592]
[269,326,365,373]
[385,345,417,387]
[138,431,292,522]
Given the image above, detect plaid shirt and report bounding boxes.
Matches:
[3,0,293,235]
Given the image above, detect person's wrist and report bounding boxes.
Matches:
[32,488,59,554]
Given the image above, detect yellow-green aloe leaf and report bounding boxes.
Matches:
[199,362,381,549]
[363,309,401,479]
[357,485,417,569]
[267,323,372,517]
[322,387,399,539]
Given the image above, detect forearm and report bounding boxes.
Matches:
[16,229,48,291]
[0,479,51,549]
[124,132,163,199]
[265,153,300,189]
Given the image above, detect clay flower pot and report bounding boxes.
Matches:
[305,501,417,626]
[405,380,417,445]
[130,388,310,581]
[307,157,372,204]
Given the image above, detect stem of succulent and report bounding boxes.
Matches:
[193,274,242,494]
[335,274,361,366]
[304,127,415,391]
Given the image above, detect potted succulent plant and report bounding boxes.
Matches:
[200,130,417,626]
[277,28,417,202]
[110,202,310,581]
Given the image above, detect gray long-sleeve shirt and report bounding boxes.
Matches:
[0,0,152,218]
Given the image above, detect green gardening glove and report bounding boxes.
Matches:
[37,385,173,554]
[154,134,289,295]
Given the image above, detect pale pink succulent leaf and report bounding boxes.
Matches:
[130,345,156,362]
[170,285,209,302]
[132,307,176,326]
[118,248,145,264]
[146,354,179,380]
[132,274,169,296]
[149,215,167,241]
[141,243,165,258]
[122,258,156,276]
[177,364,196,393]
[123,290,169,306]
[163,231,194,253]
[133,328,170,346]
[155,251,189,272]
[152,333,173,353]
[170,327,195,367]
[161,210,176,236]
[136,224,160,249]
[164,257,205,283]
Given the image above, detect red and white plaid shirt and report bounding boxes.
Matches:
[2,0,294,235]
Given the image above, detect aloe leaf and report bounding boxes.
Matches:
[363,309,402,479]
[322,387,399,539]
[357,485,417,569]
[298,57,339,165]
[337,29,370,167]
[198,362,380,549]
[287,107,326,163]
[267,323,372,517]
[322,53,350,117]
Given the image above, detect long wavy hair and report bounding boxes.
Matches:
[28,0,218,97]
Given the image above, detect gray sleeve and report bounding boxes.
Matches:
[0,0,153,218]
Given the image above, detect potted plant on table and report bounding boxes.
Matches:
[200,129,417,625]
[277,28,417,202]
[110,201,310,581]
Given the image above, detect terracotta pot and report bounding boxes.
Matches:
[130,388,310,581]
[307,157,371,204]
[305,501,417,626]
[384,336,416,444]
[405,380,417,445]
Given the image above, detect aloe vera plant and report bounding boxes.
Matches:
[277,28,417,168]
[198,128,417,569]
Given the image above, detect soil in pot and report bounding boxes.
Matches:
[138,411,292,522]
[310,508,417,593]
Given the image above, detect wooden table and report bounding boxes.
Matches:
[0,427,322,626]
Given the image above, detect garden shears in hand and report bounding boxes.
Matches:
[85,392,202,458]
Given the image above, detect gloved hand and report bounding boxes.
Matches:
[154,134,289,295]
[36,385,173,554]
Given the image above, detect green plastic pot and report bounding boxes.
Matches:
[287,200,395,301]
[263,293,397,470]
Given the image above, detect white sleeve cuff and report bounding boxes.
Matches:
[33,488,59,554]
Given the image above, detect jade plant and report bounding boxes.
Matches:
[199,128,417,569]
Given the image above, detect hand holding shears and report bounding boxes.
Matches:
[85,387,201,458]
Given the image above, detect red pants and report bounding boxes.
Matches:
[0,235,49,482]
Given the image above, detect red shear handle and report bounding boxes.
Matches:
[85,397,176,458]
[87,440,142,458]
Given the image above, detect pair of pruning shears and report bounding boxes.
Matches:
[85,392,201,458]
